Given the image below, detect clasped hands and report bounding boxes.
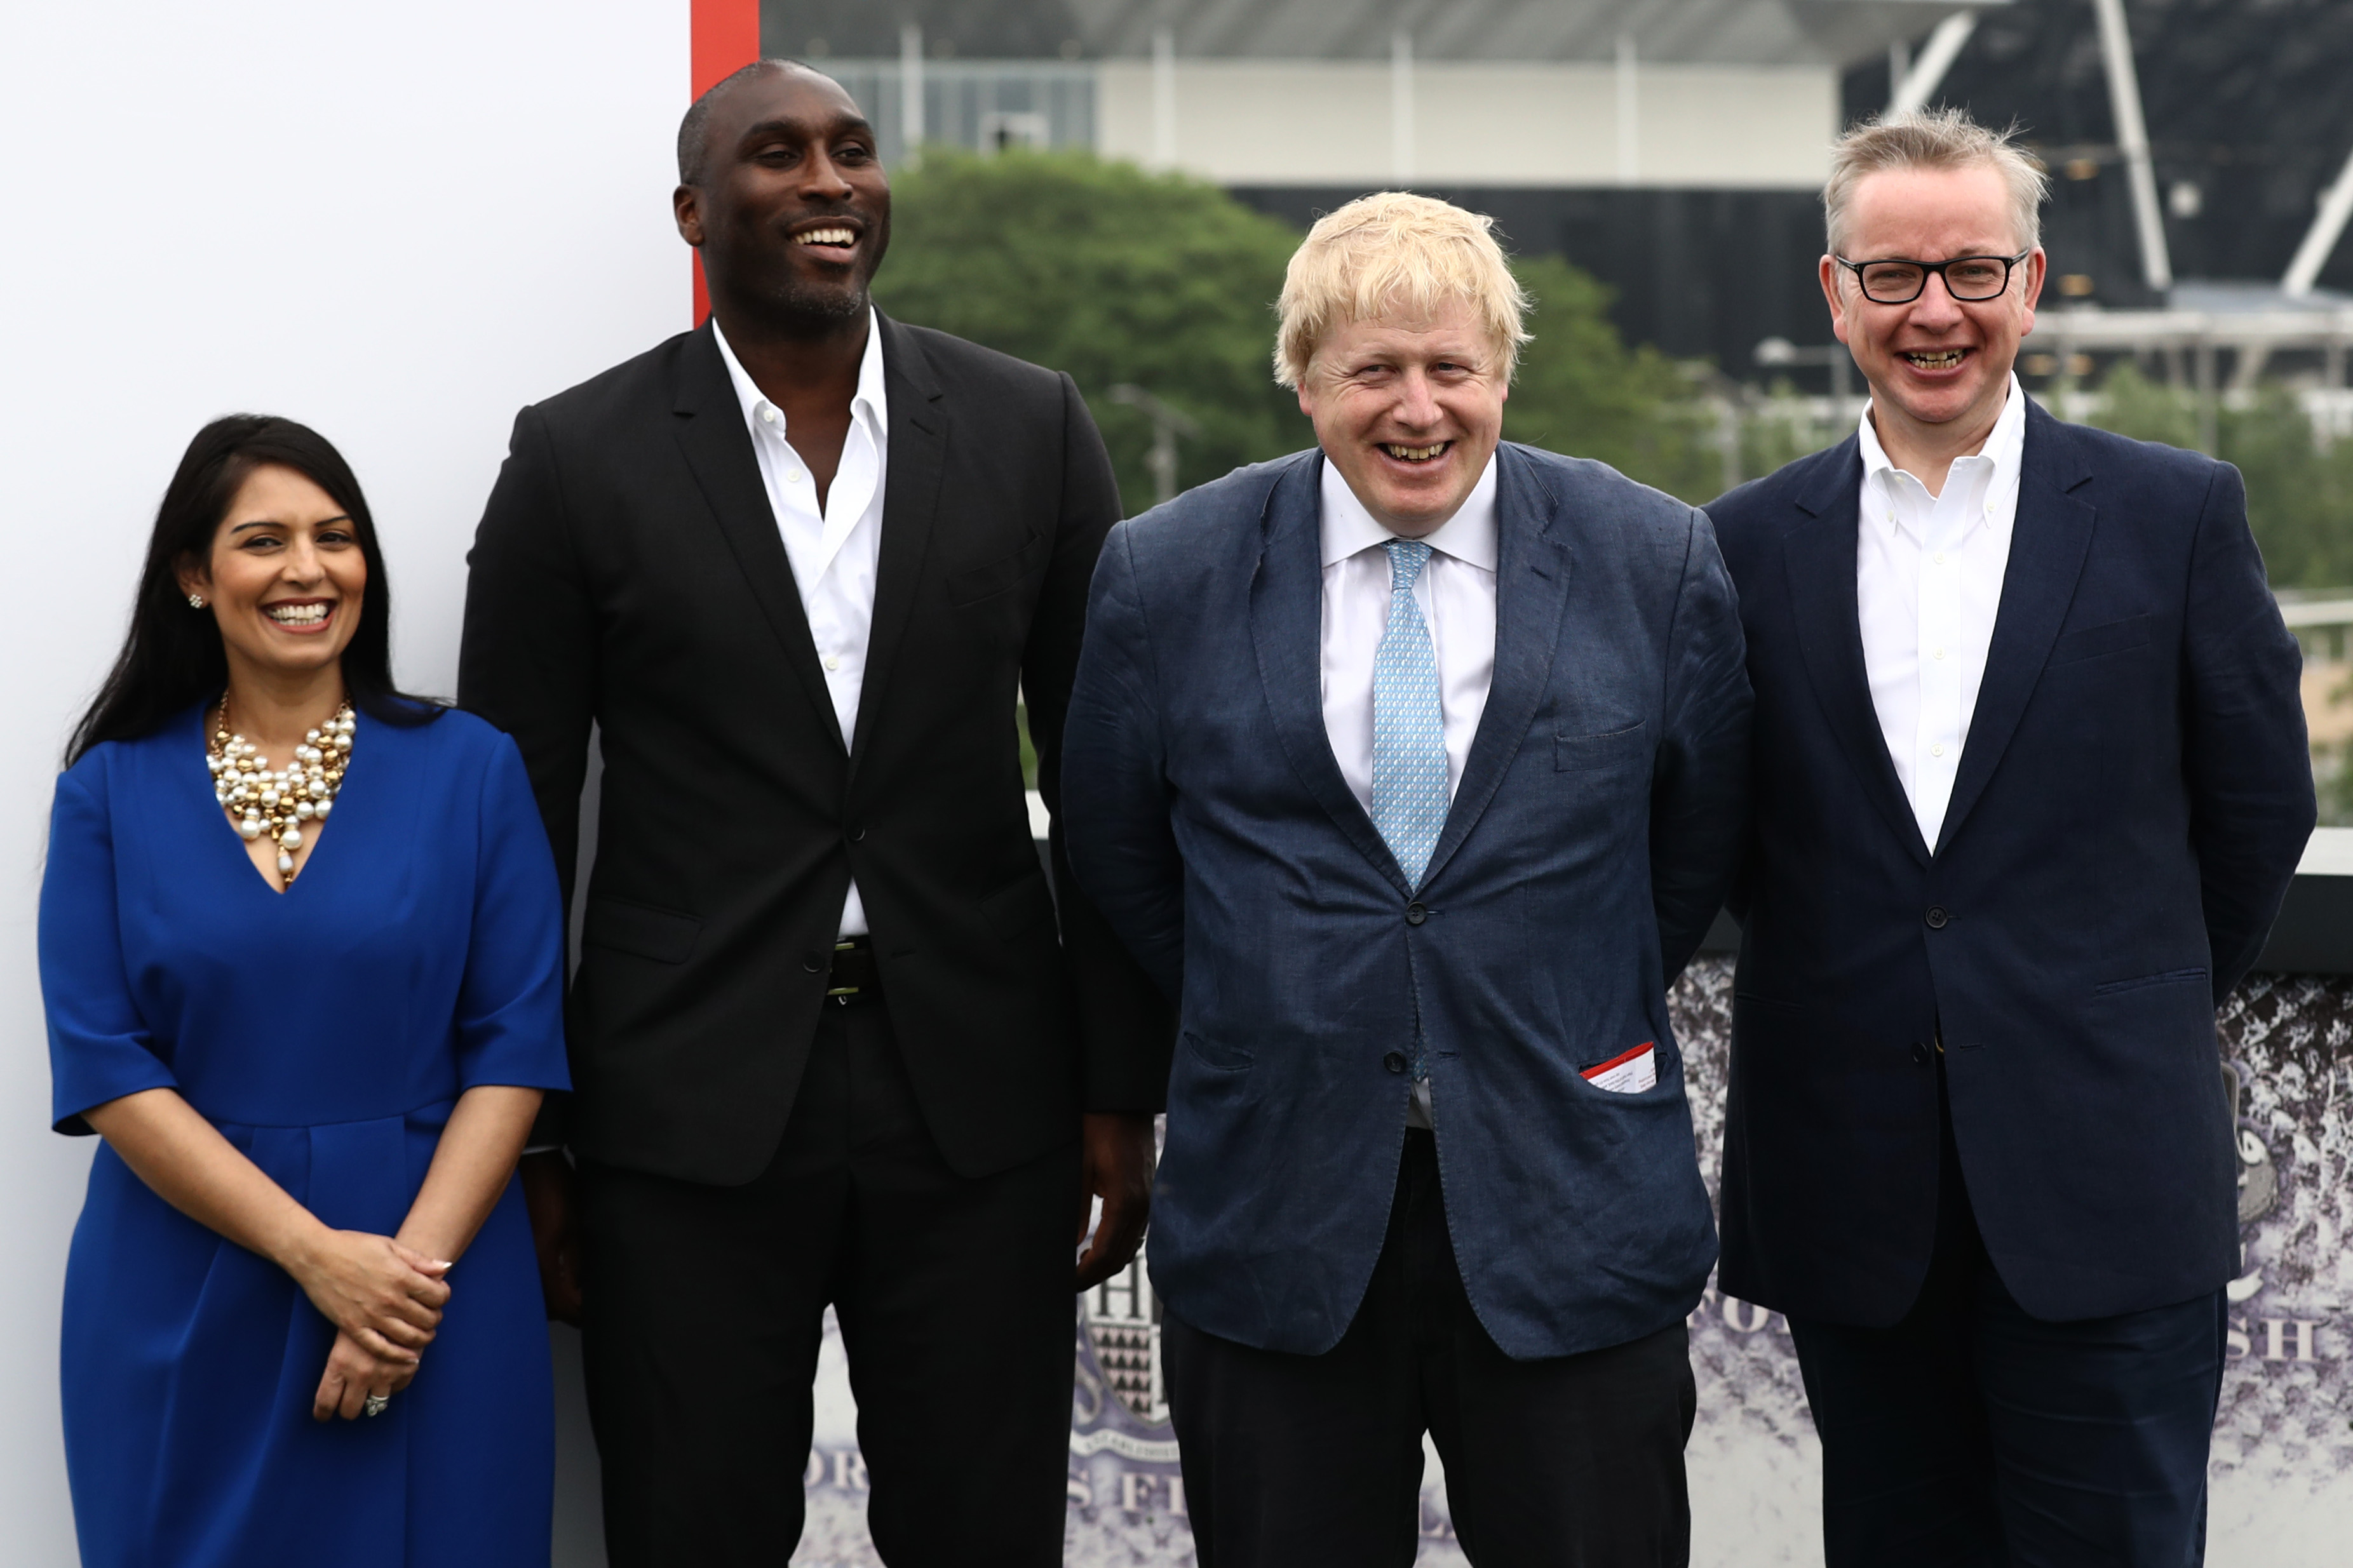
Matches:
[286,1229,453,1422]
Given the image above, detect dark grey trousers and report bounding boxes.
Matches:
[1162,1128,1697,1567]
[1788,1067,2226,1568]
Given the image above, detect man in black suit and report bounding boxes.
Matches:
[1706,109,2314,1565]
[457,60,1168,1567]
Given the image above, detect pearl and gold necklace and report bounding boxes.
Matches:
[207,695,355,883]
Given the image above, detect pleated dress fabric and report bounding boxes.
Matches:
[39,703,572,1568]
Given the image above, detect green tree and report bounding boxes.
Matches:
[2087,361,2353,589]
[2223,384,2353,589]
[877,149,1723,513]
[1737,377,1846,482]
[873,147,1311,516]
[2087,358,2200,451]
[1501,254,1718,501]
[2086,360,2353,821]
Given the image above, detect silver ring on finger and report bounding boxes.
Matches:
[363,1392,391,1418]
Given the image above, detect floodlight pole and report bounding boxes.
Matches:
[898,23,924,167]
[2092,0,2173,295]
[1110,384,1203,507]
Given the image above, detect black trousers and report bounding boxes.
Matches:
[1161,1129,1697,1567]
[578,1001,1079,1567]
[1786,1066,2227,1568]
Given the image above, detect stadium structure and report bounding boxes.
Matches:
[765,0,2353,407]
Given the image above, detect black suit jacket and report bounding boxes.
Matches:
[457,313,1170,1186]
[1706,401,2314,1325]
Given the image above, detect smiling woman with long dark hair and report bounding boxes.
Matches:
[40,415,571,1567]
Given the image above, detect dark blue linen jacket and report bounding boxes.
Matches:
[1707,400,2314,1326]
[1063,443,1752,1359]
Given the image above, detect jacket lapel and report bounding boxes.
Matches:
[847,313,945,783]
[1934,403,2097,854]
[1780,438,1932,866]
[670,322,841,750]
[1248,453,1412,894]
[1416,445,1570,892]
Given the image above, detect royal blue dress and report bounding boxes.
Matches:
[39,703,572,1568]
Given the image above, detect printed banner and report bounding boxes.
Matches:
[786,961,2353,1566]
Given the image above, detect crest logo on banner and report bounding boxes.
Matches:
[1069,1262,1189,1558]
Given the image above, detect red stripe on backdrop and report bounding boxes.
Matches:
[691,0,762,323]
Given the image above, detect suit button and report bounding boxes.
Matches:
[1911,1042,1932,1066]
[1405,902,1427,926]
[847,824,867,843]
[1925,906,1949,929]
[802,952,826,974]
[1382,1051,1409,1075]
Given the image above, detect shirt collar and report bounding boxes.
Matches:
[710,307,889,440]
[1318,448,1500,572]
[1856,371,2027,499]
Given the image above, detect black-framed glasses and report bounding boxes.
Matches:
[1835,250,2031,304]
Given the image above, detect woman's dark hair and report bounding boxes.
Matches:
[65,414,443,765]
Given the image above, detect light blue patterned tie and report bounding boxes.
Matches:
[1372,539,1448,890]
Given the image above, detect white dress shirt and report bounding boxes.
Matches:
[1855,373,2028,848]
[1319,453,1499,1129]
[713,311,889,936]
[1319,454,1500,815]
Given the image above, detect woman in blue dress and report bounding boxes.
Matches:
[39,414,572,1567]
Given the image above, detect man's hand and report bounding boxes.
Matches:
[520,1149,584,1325]
[1075,1111,1156,1291]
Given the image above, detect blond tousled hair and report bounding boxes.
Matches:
[1823,107,2051,258]
[1272,192,1532,389]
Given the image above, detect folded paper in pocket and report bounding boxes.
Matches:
[1581,1042,1657,1094]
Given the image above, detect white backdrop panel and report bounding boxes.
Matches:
[0,4,685,1557]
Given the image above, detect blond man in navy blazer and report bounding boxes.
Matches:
[1065,193,1752,1568]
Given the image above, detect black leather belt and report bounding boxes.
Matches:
[826,937,884,1007]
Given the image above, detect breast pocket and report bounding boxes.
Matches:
[2047,613,2151,667]
[944,533,1048,607]
[1554,721,1650,773]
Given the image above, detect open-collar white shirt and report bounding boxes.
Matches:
[713,310,889,936]
[1855,373,2028,848]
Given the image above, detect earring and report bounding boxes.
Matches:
[187,594,206,608]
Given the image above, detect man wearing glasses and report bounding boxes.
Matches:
[1706,109,2312,1565]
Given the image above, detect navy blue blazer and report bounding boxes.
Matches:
[1707,401,2314,1326]
[1063,443,1752,1359]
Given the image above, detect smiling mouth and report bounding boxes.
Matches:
[1903,348,1970,370]
[795,225,858,253]
[1380,441,1452,463]
[264,601,333,628]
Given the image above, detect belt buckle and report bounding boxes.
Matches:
[828,939,861,1006]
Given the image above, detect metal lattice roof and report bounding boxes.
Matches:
[767,0,1997,68]
[1063,0,1993,67]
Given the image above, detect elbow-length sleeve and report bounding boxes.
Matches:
[41,765,178,1134]
[453,736,572,1095]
